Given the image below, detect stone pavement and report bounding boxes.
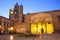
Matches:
[0,34,60,40]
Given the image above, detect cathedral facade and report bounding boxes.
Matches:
[0,3,60,34]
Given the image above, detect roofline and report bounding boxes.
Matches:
[0,16,10,20]
[24,9,60,15]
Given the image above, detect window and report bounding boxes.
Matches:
[22,17,24,23]
[48,22,51,24]
[58,15,60,20]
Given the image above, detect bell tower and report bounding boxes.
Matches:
[14,3,19,20]
[14,3,19,14]
[19,4,24,23]
[20,4,23,14]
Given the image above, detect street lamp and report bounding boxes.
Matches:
[8,27,14,33]
[10,27,14,31]
[8,27,14,31]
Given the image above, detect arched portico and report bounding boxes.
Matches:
[31,22,54,34]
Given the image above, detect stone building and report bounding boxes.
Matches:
[0,3,60,34]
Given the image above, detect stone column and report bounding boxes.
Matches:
[36,22,38,34]
[45,22,47,34]
[4,20,9,34]
[1,19,4,34]
[8,22,10,33]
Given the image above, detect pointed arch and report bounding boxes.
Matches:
[31,22,37,34]
[46,22,54,34]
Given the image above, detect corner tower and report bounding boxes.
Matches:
[9,9,14,20]
[9,3,19,20]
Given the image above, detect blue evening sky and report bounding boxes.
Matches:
[0,0,60,18]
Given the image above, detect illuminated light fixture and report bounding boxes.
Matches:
[10,10,14,14]
[8,27,14,31]
[10,27,14,30]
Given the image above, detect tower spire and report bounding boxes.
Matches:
[20,4,23,14]
[14,2,19,14]
[16,2,18,6]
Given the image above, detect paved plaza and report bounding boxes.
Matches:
[0,34,60,40]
